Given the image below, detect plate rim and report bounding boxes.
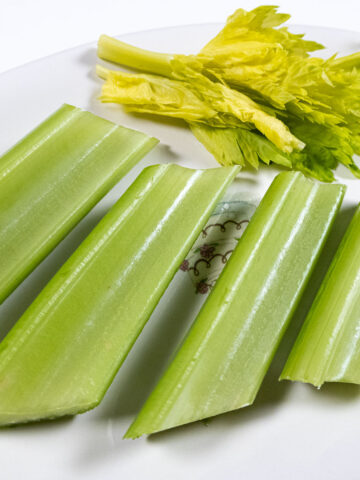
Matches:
[1,22,360,77]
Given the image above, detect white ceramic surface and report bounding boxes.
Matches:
[2,0,360,73]
[0,24,360,480]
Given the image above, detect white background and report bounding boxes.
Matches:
[0,0,359,73]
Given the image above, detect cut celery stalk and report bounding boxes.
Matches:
[125,172,345,438]
[280,204,360,387]
[0,104,158,304]
[0,164,239,426]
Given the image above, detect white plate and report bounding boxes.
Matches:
[1,24,360,480]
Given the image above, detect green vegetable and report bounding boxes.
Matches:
[96,63,303,154]
[0,164,239,426]
[0,104,158,304]
[280,204,360,387]
[125,172,345,438]
[98,35,173,77]
[97,6,360,181]
[190,124,292,169]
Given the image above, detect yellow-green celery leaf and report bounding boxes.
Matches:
[97,7,360,181]
[190,124,292,169]
[97,64,303,154]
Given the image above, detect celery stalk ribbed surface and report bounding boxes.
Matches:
[0,103,158,303]
[0,164,239,426]
[281,203,360,387]
[125,172,345,438]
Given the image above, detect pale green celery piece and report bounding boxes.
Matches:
[281,204,360,387]
[98,35,173,77]
[0,164,239,426]
[125,172,345,438]
[0,103,158,304]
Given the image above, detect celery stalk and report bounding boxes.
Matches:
[98,35,173,77]
[0,164,239,426]
[125,172,345,438]
[280,204,360,387]
[0,104,158,304]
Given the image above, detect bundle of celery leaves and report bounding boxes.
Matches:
[97,5,360,182]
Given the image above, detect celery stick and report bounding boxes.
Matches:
[125,172,345,438]
[0,164,238,426]
[281,204,360,387]
[0,104,158,304]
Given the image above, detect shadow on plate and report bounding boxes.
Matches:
[97,275,203,421]
[0,415,74,434]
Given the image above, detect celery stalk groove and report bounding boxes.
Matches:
[125,172,345,438]
[0,164,239,426]
[0,104,158,303]
[281,204,360,387]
